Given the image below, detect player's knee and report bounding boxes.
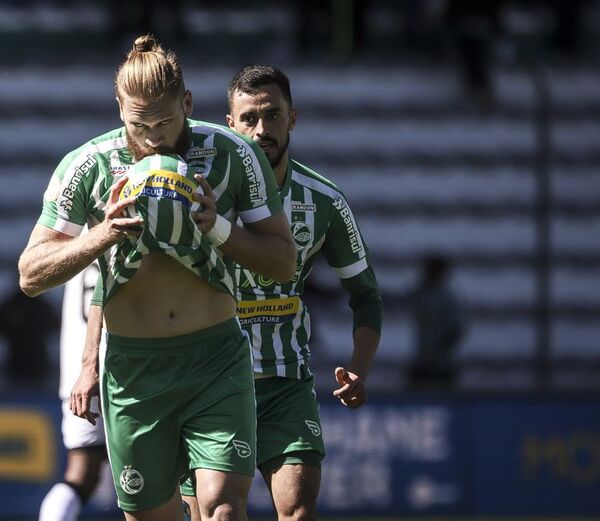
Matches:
[63,471,100,502]
[202,500,237,521]
[198,490,246,521]
[277,503,316,521]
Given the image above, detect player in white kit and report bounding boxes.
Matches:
[38,262,114,521]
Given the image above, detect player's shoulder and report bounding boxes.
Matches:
[59,127,126,170]
[188,118,256,150]
[290,158,345,201]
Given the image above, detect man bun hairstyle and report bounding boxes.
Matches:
[115,34,185,101]
[227,65,292,111]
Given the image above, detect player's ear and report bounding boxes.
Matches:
[288,108,297,132]
[226,114,235,130]
[183,90,193,117]
[116,97,125,123]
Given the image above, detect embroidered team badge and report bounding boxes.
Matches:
[305,420,321,436]
[291,222,312,251]
[120,465,144,495]
[233,440,252,458]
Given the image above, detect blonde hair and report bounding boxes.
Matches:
[115,34,184,101]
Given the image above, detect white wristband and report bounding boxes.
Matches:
[206,215,232,247]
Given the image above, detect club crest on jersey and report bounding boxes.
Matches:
[186,147,217,159]
[292,202,316,212]
[291,222,312,251]
[189,160,208,174]
[305,420,321,436]
[119,465,144,495]
[233,440,252,458]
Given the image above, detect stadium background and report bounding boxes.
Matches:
[0,1,599,519]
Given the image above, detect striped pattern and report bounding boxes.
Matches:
[236,159,370,378]
[37,119,281,305]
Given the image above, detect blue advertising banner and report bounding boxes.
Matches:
[0,393,598,517]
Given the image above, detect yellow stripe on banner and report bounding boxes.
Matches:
[0,410,55,481]
[238,296,300,319]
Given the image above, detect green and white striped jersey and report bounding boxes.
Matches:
[236,159,371,379]
[38,119,281,305]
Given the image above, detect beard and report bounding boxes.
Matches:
[260,132,290,169]
[127,122,191,162]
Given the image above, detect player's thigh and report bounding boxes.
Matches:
[181,494,201,521]
[255,373,325,470]
[194,468,252,518]
[265,463,320,519]
[64,446,106,489]
[102,345,189,513]
[61,397,105,450]
[123,489,184,521]
[182,330,256,478]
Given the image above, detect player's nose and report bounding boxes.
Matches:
[145,129,165,148]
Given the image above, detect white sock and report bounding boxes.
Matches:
[39,482,82,521]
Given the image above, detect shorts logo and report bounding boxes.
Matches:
[305,420,321,436]
[233,440,252,458]
[291,222,312,251]
[119,465,144,495]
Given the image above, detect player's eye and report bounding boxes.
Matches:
[160,119,173,126]
[131,122,146,128]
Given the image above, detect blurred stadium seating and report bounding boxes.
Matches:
[0,0,599,393]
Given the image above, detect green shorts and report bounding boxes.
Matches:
[255,368,325,474]
[180,368,324,497]
[101,318,256,512]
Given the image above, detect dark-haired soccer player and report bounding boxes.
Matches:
[182,65,383,521]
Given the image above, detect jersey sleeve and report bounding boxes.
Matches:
[37,148,99,237]
[231,137,282,223]
[321,193,369,279]
[321,193,383,333]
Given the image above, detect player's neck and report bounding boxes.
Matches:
[273,152,289,189]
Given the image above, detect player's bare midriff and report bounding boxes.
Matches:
[104,252,236,337]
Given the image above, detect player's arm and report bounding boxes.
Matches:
[19,176,141,296]
[322,192,383,407]
[70,303,103,425]
[192,174,296,283]
[333,267,383,408]
[221,213,296,283]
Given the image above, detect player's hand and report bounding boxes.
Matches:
[333,367,367,409]
[100,176,144,241]
[69,368,100,425]
[191,174,217,234]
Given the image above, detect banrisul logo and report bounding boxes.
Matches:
[59,154,97,212]
[233,440,252,458]
[119,465,144,495]
[305,420,321,436]
[291,222,312,251]
[333,196,363,254]
[236,144,261,203]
